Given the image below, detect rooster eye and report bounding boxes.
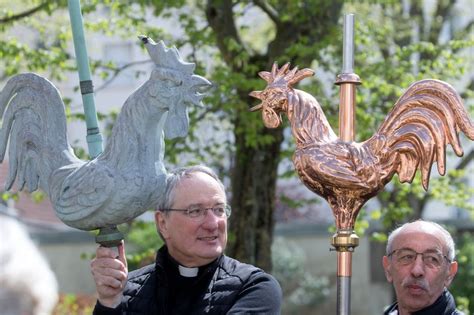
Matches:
[163,79,182,88]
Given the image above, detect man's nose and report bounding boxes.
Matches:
[410,254,425,277]
[201,209,219,228]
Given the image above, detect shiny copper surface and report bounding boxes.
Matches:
[335,73,361,142]
[337,252,352,277]
[339,84,355,141]
[251,63,474,230]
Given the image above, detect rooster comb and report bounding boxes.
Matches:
[139,35,195,74]
[258,62,314,88]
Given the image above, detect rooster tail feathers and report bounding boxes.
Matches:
[377,79,473,191]
[0,73,77,193]
[399,79,474,140]
[397,152,417,183]
[0,77,20,162]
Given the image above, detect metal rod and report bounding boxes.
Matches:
[332,14,360,315]
[331,213,359,315]
[68,0,103,159]
[342,14,354,74]
[337,251,352,315]
[336,14,360,142]
[337,275,351,315]
[334,15,360,314]
[338,83,356,141]
[337,251,352,277]
[68,1,121,247]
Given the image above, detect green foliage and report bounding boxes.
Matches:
[451,232,474,314]
[53,293,95,315]
[348,2,473,141]
[272,238,330,314]
[125,218,163,270]
[350,2,474,236]
[1,191,19,202]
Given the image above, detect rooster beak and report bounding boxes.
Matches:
[191,75,212,91]
[189,75,213,108]
[249,90,263,100]
[249,90,264,111]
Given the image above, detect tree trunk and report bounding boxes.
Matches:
[205,0,343,272]
[227,124,283,271]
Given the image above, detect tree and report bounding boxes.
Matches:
[0,0,472,277]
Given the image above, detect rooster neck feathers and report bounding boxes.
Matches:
[287,90,337,146]
[99,84,167,170]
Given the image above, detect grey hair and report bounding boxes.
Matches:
[0,214,58,315]
[157,165,226,211]
[386,220,456,261]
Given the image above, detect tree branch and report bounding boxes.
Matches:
[453,20,474,41]
[428,0,453,44]
[94,59,152,92]
[460,78,474,99]
[252,0,279,25]
[456,149,474,170]
[0,2,49,24]
[206,0,248,69]
[416,148,474,216]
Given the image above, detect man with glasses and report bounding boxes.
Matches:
[382,220,463,315]
[91,165,282,314]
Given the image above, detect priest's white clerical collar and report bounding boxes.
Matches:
[178,265,199,277]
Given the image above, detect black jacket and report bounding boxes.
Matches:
[94,246,282,314]
[383,289,464,315]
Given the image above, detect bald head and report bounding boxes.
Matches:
[386,220,455,261]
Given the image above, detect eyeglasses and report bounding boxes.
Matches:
[161,204,231,221]
[388,248,451,268]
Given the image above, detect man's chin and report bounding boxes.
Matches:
[407,286,426,296]
[400,296,430,313]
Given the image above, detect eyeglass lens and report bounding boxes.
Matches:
[392,249,446,268]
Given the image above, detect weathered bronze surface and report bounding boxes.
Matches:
[251,63,474,230]
[0,38,211,231]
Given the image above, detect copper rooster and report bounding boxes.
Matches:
[250,63,474,229]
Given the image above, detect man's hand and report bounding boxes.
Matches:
[91,242,128,308]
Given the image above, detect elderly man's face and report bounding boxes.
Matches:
[156,172,227,267]
[382,226,457,314]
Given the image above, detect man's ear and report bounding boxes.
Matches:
[382,256,393,283]
[445,261,458,287]
[155,211,170,239]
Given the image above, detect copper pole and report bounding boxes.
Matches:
[333,14,361,315]
[337,77,358,141]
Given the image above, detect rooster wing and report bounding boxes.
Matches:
[48,161,114,228]
[295,141,381,192]
[365,79,474,190]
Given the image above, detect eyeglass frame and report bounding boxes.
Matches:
[160,204,232,220]
[387,248,452,268]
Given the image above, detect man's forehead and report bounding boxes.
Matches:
[399,221,442,235]
[172,171,226,202]
[181,171,215,182]
[393,224,445,249]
